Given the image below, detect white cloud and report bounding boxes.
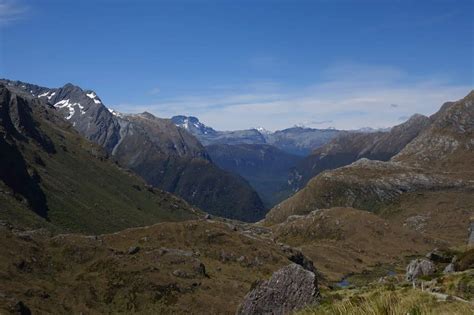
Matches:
[113,63,472,131]
[0,0,28,25]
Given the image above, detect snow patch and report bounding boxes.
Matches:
[38,91,57,100]
[108,108,123,118]
[86,92,102,104]
[54,99,85,120]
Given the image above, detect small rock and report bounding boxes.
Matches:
[237,264,320,315]
[204,214,212,220]
[127,246,140,255]
[443,263,456,274]
[406,258,436,281]
[172,269,189,278]
[192,261,208,277]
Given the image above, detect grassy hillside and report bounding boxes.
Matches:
[0,84,199,234]
[0,219,291,314]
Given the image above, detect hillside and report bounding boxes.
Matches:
[271,207,434,281]
[289,114,431,190]
[1,80,265,222]
[0,219,301,314]
[207,143,302,207]
[266,91,474,247]
[0,84,199,234]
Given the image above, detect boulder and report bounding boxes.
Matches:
[406,258,436,281]
[237,263,320,315]
[443,263,456,274]
[426,249,452,263]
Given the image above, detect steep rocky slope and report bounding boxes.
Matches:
[393,91,474,174]
[0,84,199,234]
[206,144,302,207]
[1,80,265,222]
[289,114,431,190]
[266,91,474,246]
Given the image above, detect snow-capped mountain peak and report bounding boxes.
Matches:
[171,115,216,136]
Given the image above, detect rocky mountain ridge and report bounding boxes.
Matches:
[0,83,200,234]
[1,79,266,222]
[266,91,474,228]
[171,115,342,156]
[288,113,432,191]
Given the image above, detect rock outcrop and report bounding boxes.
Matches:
[406,258,436,281]
[237,263,320,315]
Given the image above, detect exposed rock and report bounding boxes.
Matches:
[406,258,436,281]
[237,263,320,315]
[281,245,317,274]
[127,246,140,255]
[426,249,452,263]
[443,263,456,274]
[192,261,208,277]
[172,269,190,278]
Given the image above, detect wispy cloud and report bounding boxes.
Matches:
[114,63,471,131]
[0,0,28,25]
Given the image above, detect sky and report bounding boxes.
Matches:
[1,0,473,131]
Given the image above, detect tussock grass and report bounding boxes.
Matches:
[300,287,473,315]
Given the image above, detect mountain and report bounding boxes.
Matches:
[288,114,432,191]
[206,144,303,207]
[171,115,341,155]
[2,80,266,222]
[392,92,474,173]
[265,91,474,246]
[0,83,200,234]
[172,115,267,146]
[172,115,218,137]
[264,127,342,156]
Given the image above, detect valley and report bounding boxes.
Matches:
[0,78,472,313]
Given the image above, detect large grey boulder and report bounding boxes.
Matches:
[237,263,320,315]
[406,258,436,281]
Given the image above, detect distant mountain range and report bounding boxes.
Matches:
[172,115,342,156]
[1,80,265,222]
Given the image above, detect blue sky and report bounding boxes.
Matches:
[1,0,473,130]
